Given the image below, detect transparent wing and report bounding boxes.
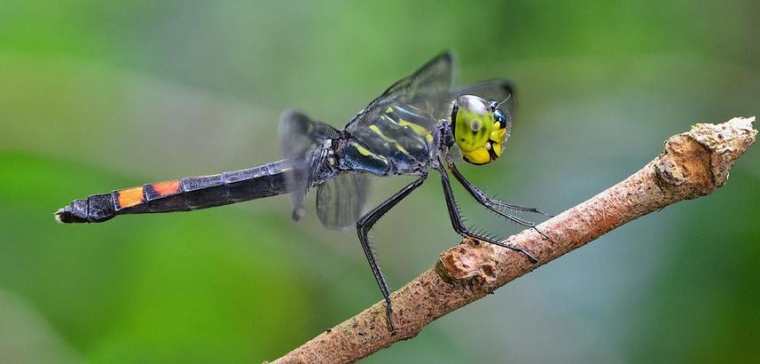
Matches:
[279,110,339,220]
[316,173,370,229]
[346,51,455,132]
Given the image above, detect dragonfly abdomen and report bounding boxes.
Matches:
[55,160,291,223]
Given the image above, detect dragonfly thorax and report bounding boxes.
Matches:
[336,104,439,177]
[450,95,511,165]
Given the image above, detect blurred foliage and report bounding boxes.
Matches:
[1,0,758,363]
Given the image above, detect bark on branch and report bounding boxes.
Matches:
[272,117,757,364]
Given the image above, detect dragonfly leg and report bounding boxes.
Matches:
[437,165,539,263]
[356,174,427,332]
[449,162,550,216]
[448,162,555,244]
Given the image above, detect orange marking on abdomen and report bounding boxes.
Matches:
[117,186,144,209]
[151,179,180,197]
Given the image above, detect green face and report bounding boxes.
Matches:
[452,95,510,165]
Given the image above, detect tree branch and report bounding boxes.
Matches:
[271,117,757,364]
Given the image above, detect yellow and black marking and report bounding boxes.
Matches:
[368,124,412,156]
[398,119,434,144]
[385,105,435,145]
[374,114,431,160]
[339,141,391,175]
[338,103,437,176]
[452,96,510,165]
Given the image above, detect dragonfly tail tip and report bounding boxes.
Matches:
[54,206,88,224]
[54,209,65,224]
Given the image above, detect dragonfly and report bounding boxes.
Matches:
[55,51,549,330]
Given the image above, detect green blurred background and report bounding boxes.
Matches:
[1,1,758,363]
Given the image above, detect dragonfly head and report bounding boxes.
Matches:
[451,95,511,165]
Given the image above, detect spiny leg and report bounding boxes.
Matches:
[448,162,555,243]
[450,163,549,215]
[356,174,427,332]
[437,165,538,263]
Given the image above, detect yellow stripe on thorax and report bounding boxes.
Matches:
[368,125,411,156]
[398,119,434,144]
[350,142,388,162]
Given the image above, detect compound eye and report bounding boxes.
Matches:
[493,110,506,128]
